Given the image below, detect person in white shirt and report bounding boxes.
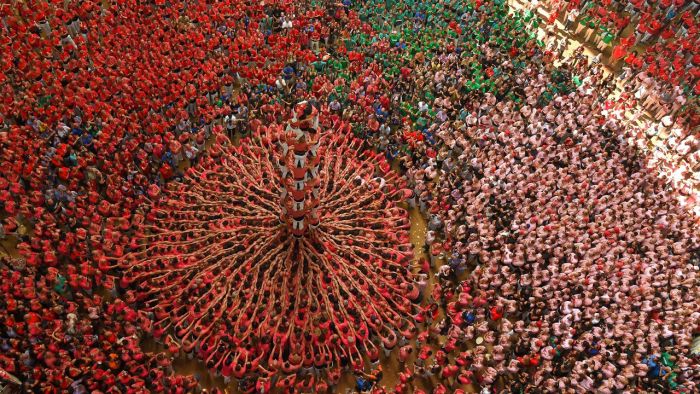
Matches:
[566,8,579,30]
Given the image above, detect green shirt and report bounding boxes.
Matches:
[54,274,67,294]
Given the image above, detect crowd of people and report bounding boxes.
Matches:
[539,0,699,194]
[1,0,698,393]
[548,0,699,94]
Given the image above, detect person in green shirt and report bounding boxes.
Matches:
[572,75,582,87]
[54,273,68,295]
[597,26,615,51]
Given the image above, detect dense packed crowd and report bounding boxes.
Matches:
[543,0,699,152]
[528,0,699,198]
[549,0,699,91]
[1,0,698,393]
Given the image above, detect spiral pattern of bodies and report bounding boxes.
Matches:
[112,125,418,377]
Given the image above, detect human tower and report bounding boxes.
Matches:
[111,103,418,378]
[278,100,322,237]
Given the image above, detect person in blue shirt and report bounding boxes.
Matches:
[80,132,93,146]
[463,311,476,325]
[422,129,435,145]
[162,151,174,167]
[644,355,661,378]
[283,65,295,80]
[374,103,388,122]
[665,7,677,21]
[355,376,372,392]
